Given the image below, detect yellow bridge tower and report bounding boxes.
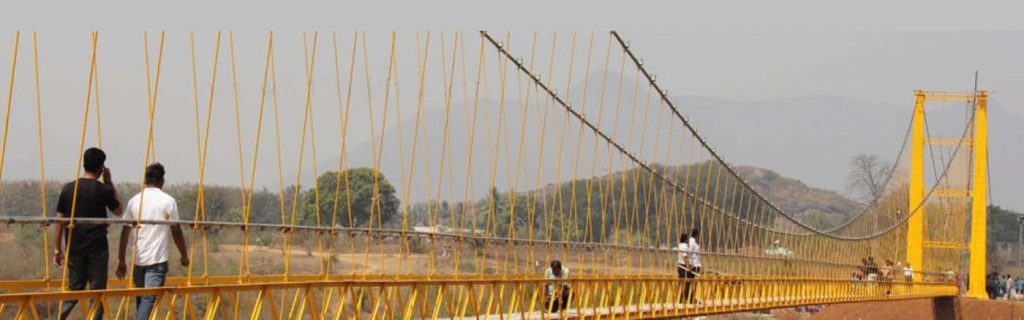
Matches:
[905,90,988,298]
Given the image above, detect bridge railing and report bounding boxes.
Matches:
[0,275,958,319]
[0,217,952,285]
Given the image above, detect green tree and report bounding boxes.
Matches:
[301,168,399,228]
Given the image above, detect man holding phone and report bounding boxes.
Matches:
[53,147,124,320]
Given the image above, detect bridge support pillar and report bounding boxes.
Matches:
[906,90,926,282]
[966,91,988,299]
[932,297,960,320]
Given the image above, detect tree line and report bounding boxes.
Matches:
[0,161,805,250]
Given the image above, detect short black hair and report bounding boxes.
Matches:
[690,228,700,238]
[144,162,165,185]
[680,232,688,243]
[83,147,106,173]
[550,260,563,277]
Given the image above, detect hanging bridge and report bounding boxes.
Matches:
[0,30,990,319]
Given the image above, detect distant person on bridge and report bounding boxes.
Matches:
[1006,275,1015,300]
[880,259,894,281]
[1011,274,1019,297]
[857,258,869,280]
[52,147,124,320]
[902,262,914,282]
[544,260,571,313]
[688,228,703,275]
[677,232,689,276]
[681,228,702,304]
[987,272,998,299]
[115,163,189,320]
[852,265,864,284]
[865,257,879,281]
[677,232,690,301]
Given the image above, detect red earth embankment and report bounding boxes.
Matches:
[809,297,1024,320]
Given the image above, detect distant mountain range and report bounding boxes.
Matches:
[318,73,1023,212]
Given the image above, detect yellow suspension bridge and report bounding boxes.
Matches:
[0,30,992,319]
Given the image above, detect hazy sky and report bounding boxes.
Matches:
[3,0,1024,31]
[0,1,1020,211]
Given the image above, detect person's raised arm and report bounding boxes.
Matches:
[103,168,124,217]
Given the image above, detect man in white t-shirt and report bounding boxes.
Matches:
[683,228,702,304]
[677,232,690,278]
[687,228,702,274]
[115,163,189,320]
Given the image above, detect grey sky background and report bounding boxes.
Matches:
[0,1,1020,212]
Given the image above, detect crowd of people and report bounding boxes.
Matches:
[987,273,1024,300]
[852,256,914,282]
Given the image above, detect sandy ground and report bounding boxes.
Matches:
[0,232,13,244]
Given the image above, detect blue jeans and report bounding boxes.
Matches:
[132,262,168,320]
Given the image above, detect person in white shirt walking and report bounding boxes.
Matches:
[902,262,914,282]
[677,232,690,277]
[688,228,702,274]
[544,260,572,313]
[677,232,690,302]
[684,228,703,304]
[115,163,189,320]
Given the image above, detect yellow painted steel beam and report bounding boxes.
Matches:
[919,91,982,103]
[932,188,970,198]
[906,90,926,282]
[923,241,966,250]
[967,91,989,299]
[927,137,972,146]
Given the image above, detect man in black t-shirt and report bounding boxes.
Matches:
[52,147,123,320]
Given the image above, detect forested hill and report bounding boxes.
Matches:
[732,166,861,229]
[407,161,862,243]
[987,206,1024,272]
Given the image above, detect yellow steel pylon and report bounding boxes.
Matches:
[906,90,926,282]
[907,90,988,297]
[967,91,989,299]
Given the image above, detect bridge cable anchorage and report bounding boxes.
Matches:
[608,30,967,240]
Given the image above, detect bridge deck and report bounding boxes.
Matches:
[0,275,958,319]
[462,294,950,320]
